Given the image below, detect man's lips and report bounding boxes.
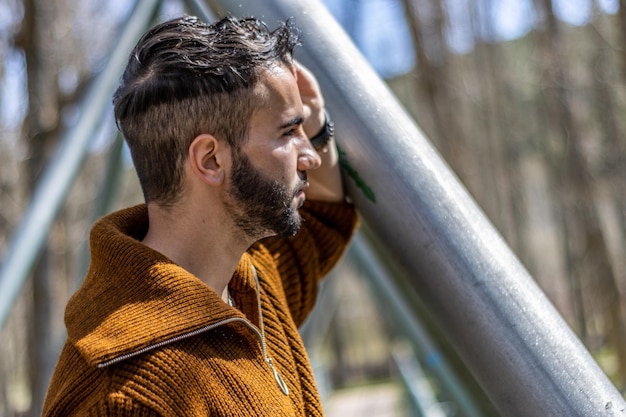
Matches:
[295,181,309,200]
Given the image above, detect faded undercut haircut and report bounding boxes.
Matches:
[113,15,300,207]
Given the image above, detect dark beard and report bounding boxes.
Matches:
[228,150,305,239]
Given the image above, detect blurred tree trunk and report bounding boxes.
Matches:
[17,0,65,414]
[533,0,585,338]
[606,2,626,279]
[469,0,524,253]
[617,0,626,77]
[591,54,626,389]
[534,0,626,387]
[590,7,626,388]
[400,0,467,175]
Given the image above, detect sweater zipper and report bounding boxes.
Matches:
[251,264,290,396]
[97,265,289,397]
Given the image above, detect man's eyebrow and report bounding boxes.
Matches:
[279,116,304,129]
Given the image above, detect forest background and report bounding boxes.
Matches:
[1,0,626,416]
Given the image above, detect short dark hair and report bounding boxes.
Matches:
[113,15,300,207]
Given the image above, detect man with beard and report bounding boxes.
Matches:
[43,15,358,417]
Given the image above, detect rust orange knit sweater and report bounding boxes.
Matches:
[43,200,357,416]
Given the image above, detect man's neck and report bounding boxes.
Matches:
[141,202,252,302]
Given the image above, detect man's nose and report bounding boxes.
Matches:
[298,138,322,171]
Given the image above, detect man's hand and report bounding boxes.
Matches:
[294,62,345,203]
[295,62,326,140]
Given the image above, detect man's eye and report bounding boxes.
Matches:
[283,127,298,137]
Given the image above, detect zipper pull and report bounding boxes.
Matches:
[251,265,289,396]
[267,357,290,396]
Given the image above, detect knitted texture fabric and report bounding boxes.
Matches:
[43,200,357,416]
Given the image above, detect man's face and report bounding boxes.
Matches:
[224,64,320,240]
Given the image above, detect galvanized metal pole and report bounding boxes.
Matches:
[205,1,625,415]
[0,0,162,330]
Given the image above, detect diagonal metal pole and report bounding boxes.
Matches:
[205,1,625,415]
[0,0,162,330]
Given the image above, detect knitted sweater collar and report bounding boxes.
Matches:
[65,204,257,367]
